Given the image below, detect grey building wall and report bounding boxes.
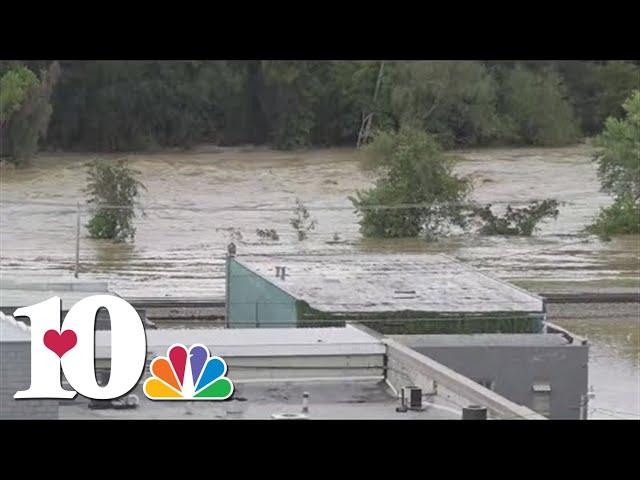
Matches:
[409,344,588,419]
[1,342,59,419]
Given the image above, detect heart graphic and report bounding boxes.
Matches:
[43,329,77,358]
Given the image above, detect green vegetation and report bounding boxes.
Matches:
[290,198,317,241]
[85,159,146,242]
[256,228,280,241]
[588,91,640,239]
[0,62,60,166]
[473,200,560,236]
[351,129,562,240]
[1,60,636,158]
[499,65,580,146]
[390,61,502,147]
[350,128,470,240]
[0,67,38,122]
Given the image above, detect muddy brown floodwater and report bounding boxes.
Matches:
[1,143,638,418]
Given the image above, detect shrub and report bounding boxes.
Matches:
[588,90,640,238]
[290,198,317,241]
[85,158,145,242]
[472,200,560,236]
[587,195,640,240]
[350,128,470,240]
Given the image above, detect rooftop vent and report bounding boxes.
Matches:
[275,266,287,280]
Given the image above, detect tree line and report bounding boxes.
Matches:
[1,61,638,163]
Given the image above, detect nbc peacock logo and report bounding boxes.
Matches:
[143,344,234,400]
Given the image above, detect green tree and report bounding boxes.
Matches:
[0,67,38,124]
[350,128,471,239]
[556,61,640,135]
[290,198,317,241]
[499,64,580,146]
[0,63,59,165]
[588,90,640,238]
[85,158,146,242]
[390,61,501,147]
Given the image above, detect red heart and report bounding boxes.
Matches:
[43,329,77,358]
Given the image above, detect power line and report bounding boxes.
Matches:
[0,198,564,211]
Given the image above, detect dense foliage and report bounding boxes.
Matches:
[0,67,38,122]
[85,158,146,241]
[350,128,471,239]
[351,129,563,239]
[472,200,560,236]
[1,60,637,158]
[0,62,60,165]
[588,91,640,238]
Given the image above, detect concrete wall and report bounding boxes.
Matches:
[408,344,588,419]
[1,342,59,419]
[225,354,385,381]
[227,258,297,328]
[384,338,546,420]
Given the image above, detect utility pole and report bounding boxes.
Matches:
[357,61,385,149]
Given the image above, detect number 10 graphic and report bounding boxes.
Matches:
[14,295,147,400]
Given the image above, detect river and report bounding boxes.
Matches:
[1,143,638,418]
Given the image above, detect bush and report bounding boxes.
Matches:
[85,158,145,242]
[256,228,280,241]
[588,90,640,238]
[350,128,470,240]
[290,199,316,241]
[587,195,640,240]
[472,200,560,236]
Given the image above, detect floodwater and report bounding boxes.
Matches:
[1,143,639,418]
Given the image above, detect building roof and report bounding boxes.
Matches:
[95,324,385,358]
[58,379,462,420]
[235,254,544,314]
[0,278,110,312]
[0,312,31,342]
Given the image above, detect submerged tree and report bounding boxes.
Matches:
[472,200,560,236]
[587,90,640,239]
[85,159,146,242]
[290,198,317,241]
[350,127,562,240]
[350,128,471,240]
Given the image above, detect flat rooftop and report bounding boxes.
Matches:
[58,379,461,420]
[95,324,385,357]
[235,254,544,314]
[0,278,110,312]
